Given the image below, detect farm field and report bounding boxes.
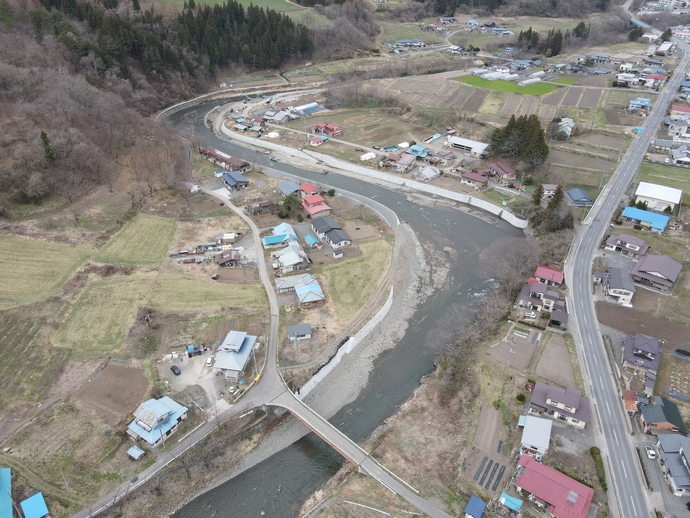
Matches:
[320,240,392,324]
[639,162,690,205]
[55,272,267,354]
[377,20,447,45]
[95,214,177,265]
[457,76,557,95]
[0,310,69,408]
[549,149,614,172]
[551,77,578,85]
[0,235,90,310]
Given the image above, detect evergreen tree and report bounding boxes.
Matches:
[660,28,672,41]
[546,185,564,212]
[532,184,544,206]
[40,131,57,166]
[133,0,141,11]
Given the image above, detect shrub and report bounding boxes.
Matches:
[327,189,336,197]
[590,446,607,491]
[297,214,304,222]
[517,393,526,403]
[527,378,536,384]
[633,224,642,230]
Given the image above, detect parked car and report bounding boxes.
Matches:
[171,365,181,375]
[525,311,537,319]
[645,446,656,459]
[206,356,214,367]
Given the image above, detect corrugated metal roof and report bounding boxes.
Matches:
[516,455,593,518]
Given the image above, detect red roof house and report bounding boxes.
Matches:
[301,194,331,218]
[516,455,593,518]
[311,122,328,133]
[489,161,517,181]
[534,265,564,286]
[300,183,320,198]
[670,104,690,115]
[324,123,342,137]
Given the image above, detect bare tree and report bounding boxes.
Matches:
[478,237,541,296]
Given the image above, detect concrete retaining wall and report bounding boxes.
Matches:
[219,123,528,229]
[298,287,394,399]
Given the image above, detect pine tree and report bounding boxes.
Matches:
[546,185,564,212]
[532,184,544,206]
[40,131,57,166]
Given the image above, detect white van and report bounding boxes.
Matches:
[206,356,214,367]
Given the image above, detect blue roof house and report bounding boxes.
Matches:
[406,144,429,158]
[1,468,11,518]
[566,188,594,206]
[20,493,49,518]
[127,397,188,446]
[464,495,487,518]
[222,171,249,191]
[622,207,670,232]
[262,222,298,248]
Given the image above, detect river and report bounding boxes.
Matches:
[168,102,521,517]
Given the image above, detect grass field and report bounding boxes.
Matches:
[0,311,69,408]
[477,90,508,114]
[376,20,447,45]
[0,235,90,310]
[639,162,690,206]
[551,77,578,85]
[55,272,267,353]
[457,76,557,95]
[321,240,392,323]
[95,214,177,265]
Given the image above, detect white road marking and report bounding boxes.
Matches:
[630,495,637,516]
[613,429,619,445]
[621,461,628,479]
[606,401,611,415]
[593,355,598,366]
[599,376,604,390]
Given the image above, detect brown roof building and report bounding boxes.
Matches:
[528,382,590,429]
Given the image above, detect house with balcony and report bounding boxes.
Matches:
[604,234,648,260]
[623,333,660,375]
[603,267,636,306]
[528,382,590,429]
[641,396,688,436]
[657,434,690,495]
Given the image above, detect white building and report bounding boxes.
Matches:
[520,416,553,459]
[635,182,683,213]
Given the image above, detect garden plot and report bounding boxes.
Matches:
[478,91,508,115]
[461,89,489,112]
[541,89,566,106]
[535,334,577,389]
[553,142,619,160]
[578,88,603,109]
[539,105,558,119]
[500,95,523,116]
[561,88,583,107]
[572,133,626,150]
[596,303,690,349]
[72,362,149,426]
[549,150,614,172]
[519,97,539,116]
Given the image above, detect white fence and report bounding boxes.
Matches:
[298,287,394,399]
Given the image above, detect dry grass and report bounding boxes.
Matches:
[55,271,268,353]
[95,214,177,265]
[0,235,90,309]
[320,240,392,323]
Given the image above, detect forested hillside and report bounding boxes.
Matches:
[0,0,313,214]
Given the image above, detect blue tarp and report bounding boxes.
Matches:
[0,468,11,518]
[305,234,320,246]
[20,493,49,518]
[499,492,523,512]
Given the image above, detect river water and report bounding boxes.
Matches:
[169,103,521,517]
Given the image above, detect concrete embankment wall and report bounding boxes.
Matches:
[297,287,394,399]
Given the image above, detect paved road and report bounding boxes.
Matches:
[565,31,689,518]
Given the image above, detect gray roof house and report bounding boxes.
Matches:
[631,254,682,292]
[565,188,594,206]
[528,381,590,429]
[641,396,688,435]
[603,267,636,306]
[517,283,548,311]
[287,323,312,341]
[623,333,660,374]
[657,434,690,495]
[604,234,648,260]
[277,180,301,197]
[311,217,340,238]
